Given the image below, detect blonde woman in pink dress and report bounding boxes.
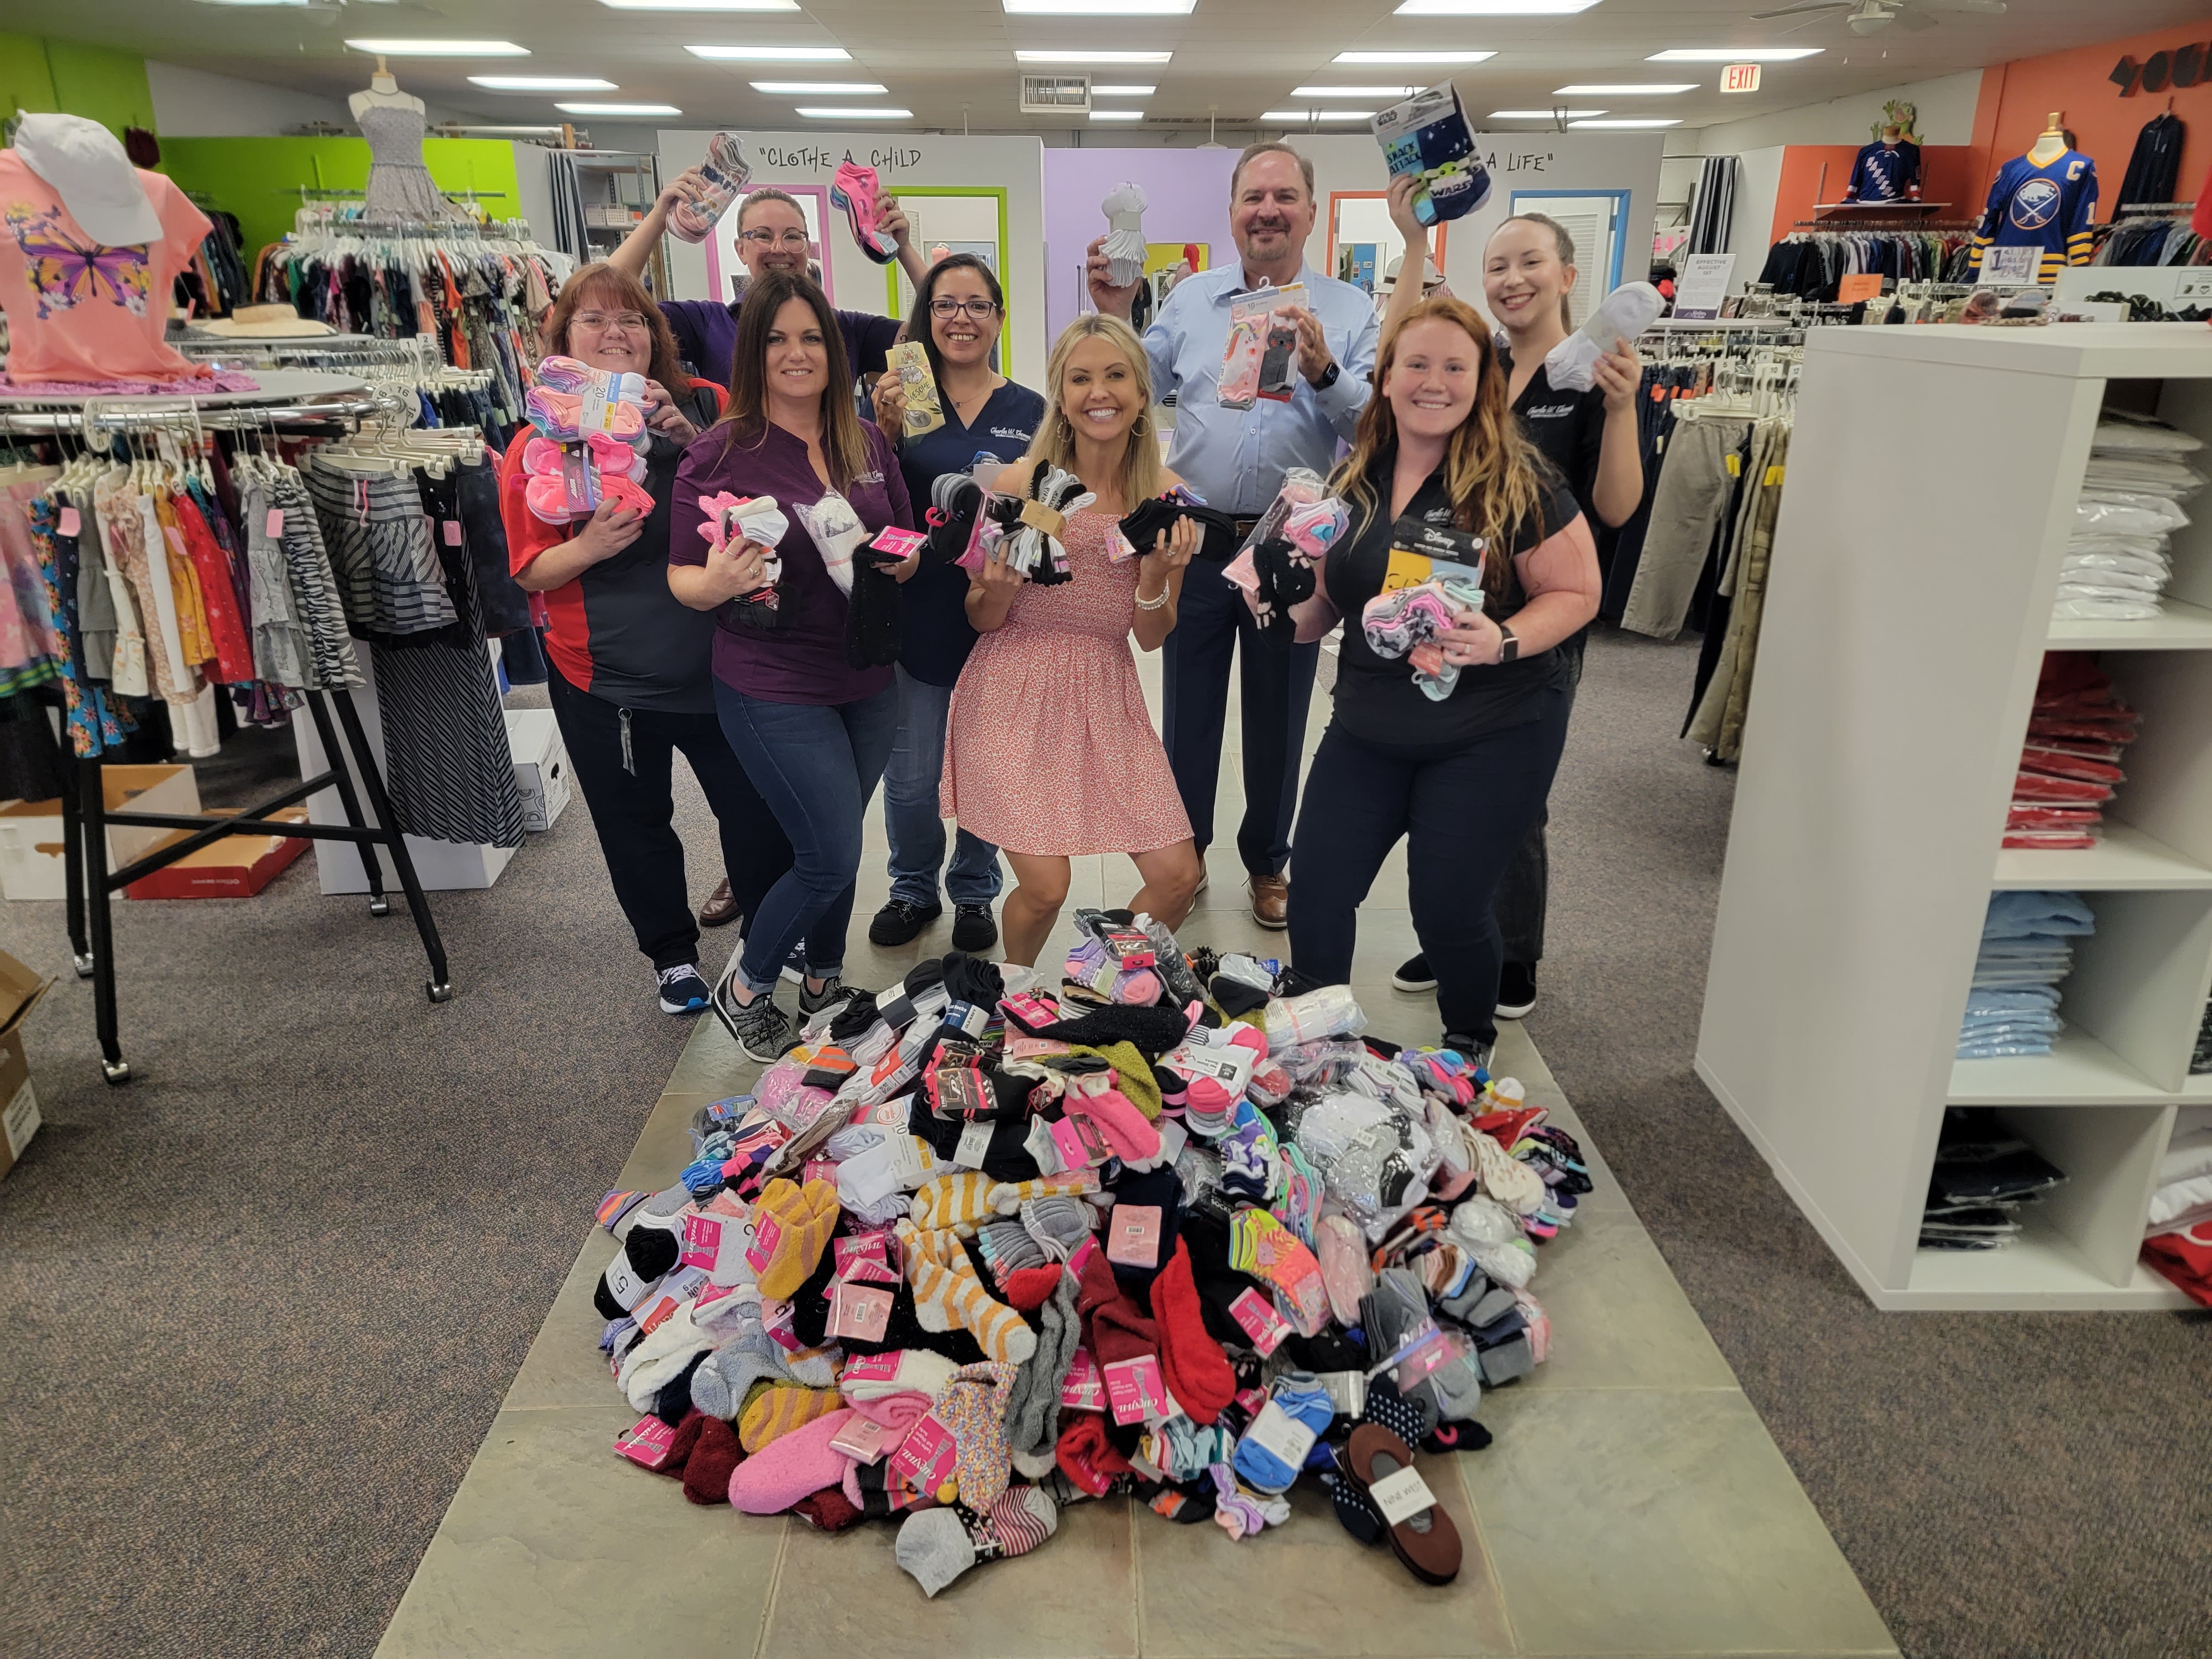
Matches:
[941,314,1204,967]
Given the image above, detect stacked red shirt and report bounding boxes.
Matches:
[2008,653,2140,849]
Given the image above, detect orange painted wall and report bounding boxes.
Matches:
[1969,21,2212,220]
[1766,144,1981,244]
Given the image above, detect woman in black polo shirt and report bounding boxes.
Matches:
[1383,193,1645,1017]
[1283,295,1600,1066]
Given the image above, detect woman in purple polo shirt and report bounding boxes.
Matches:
[670,272,919,1059]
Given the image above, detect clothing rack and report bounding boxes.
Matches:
[0,390,453,1083]
[1791,217,1980,232]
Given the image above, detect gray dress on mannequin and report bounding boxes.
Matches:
[359,102,468,223]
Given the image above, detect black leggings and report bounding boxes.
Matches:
[547,661,792,971]
[1287,687,1571,1045]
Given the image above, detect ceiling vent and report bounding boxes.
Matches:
[1020,74,1092,116]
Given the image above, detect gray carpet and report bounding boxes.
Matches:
[0,635,2205,1659]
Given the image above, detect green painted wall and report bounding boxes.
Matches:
[0,33,155,140]
[160,137,522,265]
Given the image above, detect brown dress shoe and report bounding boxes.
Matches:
[1249,870,1289,931]
[698,878,742,928]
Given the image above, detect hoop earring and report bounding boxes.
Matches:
[1131,412,1149,439]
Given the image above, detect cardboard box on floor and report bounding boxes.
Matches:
[124,806,311,901]
[504,708,571,833]
[0,948,52,1178]
[0,764,202,902]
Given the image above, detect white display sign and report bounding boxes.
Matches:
[1721,64,1762,94]
[1672,253,1736,321]
[1979,246,2043,286]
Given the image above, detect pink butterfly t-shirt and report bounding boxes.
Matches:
[0,152,211,385]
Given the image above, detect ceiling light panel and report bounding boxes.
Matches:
[1089,110,1145,120]
[346,39,529,55]
[1333,51,1495,64]
[1015,50,1173,62]
[1647,48,1821,61]
[471,76,618,90]
[1394,0,1597,11]
[557,102,684,114]
[749,81,888,93]
[1091,85,1156,95]
[796,106,914,118]
[600,1,797,8]
[1570,117,1681,128]
[1553,83,1696,95]
[1261,109,1376,121]
[688,44,852,59]
[1291,86,1419,97]
[1491,108,1603,118]
[1006,0,1192,11]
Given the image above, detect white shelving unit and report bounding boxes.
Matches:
[1695,323,2212,1311]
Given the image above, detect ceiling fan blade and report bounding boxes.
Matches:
[1893,7,1940,28]
[1750,0,1849,15]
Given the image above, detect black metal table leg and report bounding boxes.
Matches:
[78,757,127,1084]
[60,767,91,979]
[304,689,390,917]
[328,688,452,1002]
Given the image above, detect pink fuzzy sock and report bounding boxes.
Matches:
[1067,1076,1163,1167]
[729,1406,857,1514]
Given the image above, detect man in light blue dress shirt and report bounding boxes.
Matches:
[1086,142,1380,930]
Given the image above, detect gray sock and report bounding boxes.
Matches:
[689,1333,786,1420]
[1021,1195,1094,1259]
[1478,1333,1535,1386]
[1008,1271,1079,1458]
[896,1507,979,1597]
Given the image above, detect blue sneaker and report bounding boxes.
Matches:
[656,962,712,1016]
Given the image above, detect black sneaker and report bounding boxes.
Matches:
[1391,953,1437,993]
[1495,961,1537,1020]
[951,902,998,953]
[713,963,796,1061]
[656,962,712,1016]
[797,974,852,1020]
[869,896,943,946]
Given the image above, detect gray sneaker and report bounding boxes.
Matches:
[714,968,796,1061]
[797,974,852,1020]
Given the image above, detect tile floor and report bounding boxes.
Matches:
[373,655,1899,1659]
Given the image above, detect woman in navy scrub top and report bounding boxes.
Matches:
[865,254,1046,957]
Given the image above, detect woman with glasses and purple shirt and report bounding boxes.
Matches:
[863,254,1046,957]
[611,179,927,387]
[498,262,794,1018]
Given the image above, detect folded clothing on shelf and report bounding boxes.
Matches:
[1921,1106,2067,1251]
[2054,414,2204,622]
[1959,890,2093,1059]
[2007,654,2139,849]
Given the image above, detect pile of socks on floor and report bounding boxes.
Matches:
[2008,654,2140,850]
[1958,890,2094,1060]
[1919,1107,2067,1251]
[2052,412,2203,623]
[2142,1107,2212,1305]
[585,914,1597,1595]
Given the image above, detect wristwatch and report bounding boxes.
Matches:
[1497,622,1519,664]
[1313,361,1340,392]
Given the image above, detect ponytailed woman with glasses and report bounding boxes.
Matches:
[862,254,1046,955]
[498,261,793,1019]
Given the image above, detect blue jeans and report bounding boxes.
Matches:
[885,666,1003,908]
[716,679,899,996]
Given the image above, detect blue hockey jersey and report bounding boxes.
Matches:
[1970,150,2099,281]
[1845,140,1921,202]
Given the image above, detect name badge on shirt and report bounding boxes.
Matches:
[1381,514,1485,592]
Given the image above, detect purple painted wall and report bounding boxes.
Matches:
[1041,147,1239,346]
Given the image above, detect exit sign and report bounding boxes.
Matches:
[1721,62,1762,93]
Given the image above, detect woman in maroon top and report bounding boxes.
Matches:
[670,272,920,1059]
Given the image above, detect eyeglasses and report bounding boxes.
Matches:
[572,310,647,332]
[740,228,813,248]
[930,298,1001,321]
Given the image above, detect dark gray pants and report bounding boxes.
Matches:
[1493,633,1585,965]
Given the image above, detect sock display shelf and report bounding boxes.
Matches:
[1694,324,2212,1310]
